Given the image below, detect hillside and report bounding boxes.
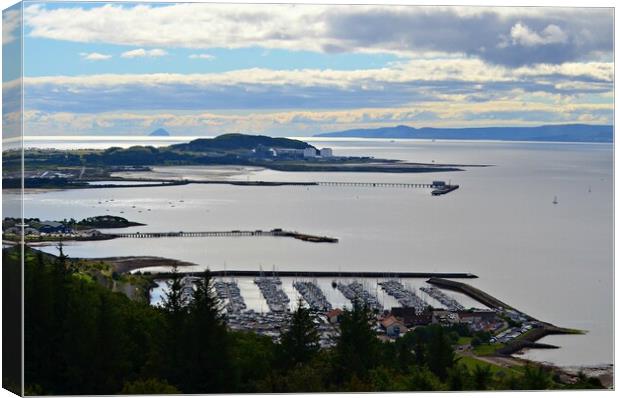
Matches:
[170,133,315,152]
[315,124,613,142]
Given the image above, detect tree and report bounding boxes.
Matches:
[407,366,444,391]
[473,364,493,390]
[446,363,470,391]
[178,270,232,393]
[425,325,456,380]
[160,266,188,387]
[521,365,553,390]
[161,266,187,316]
[334,300,381,381]
[278,299,320,369]
[121,378,180,394]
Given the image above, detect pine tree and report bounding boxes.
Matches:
[473,364,493,390]
[426,325,456,380]
[334,299,380,381]
[160,266,188,387]
[179,270,231,393]
[278,298,320,368]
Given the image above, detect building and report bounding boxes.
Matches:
[303,147,317,158]
[431,309,459,325]
[254,145,277,158]
[38,221,71,234]
[272,148,304,157]
[391,307,432,326]
[326,308,343,324]
[319,148,333,157]
[456,310,497,324]
[380,315,409,337]
[24,227,40,236]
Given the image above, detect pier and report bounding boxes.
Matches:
[111,229,339,243]
[79,178,460,195]
[149,270,478,279]
[317,182,433,188]
[426,277,514,311]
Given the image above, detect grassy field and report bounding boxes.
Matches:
[456,354,524,378]
[473,342,504,356]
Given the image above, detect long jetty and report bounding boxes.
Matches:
[80,179,459,194]
[148,270,478,279]
[111,229,339,243]
[426,277,514,311]
[317,182,433,188]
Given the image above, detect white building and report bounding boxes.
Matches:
[303,147,317,158]
[319,148,333,157]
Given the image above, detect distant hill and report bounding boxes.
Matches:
[149,128,170,137]
[315,124,613,143]
[171,133,315,152]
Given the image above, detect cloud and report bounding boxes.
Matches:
[121,48,168,58]
[510,23,568,47]
[23,4,613,67]
[20,57,612,123]
[189,53,215,60]
[2,8,20,45]
[22,95,613,137]
[80,52,112,61]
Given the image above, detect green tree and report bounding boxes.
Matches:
[179,270,232,393]
[446,363,470,390]
[407,365,444,391]
[425,325,456,380]
[521,365,553,390]
[334,300,381,381]
[121,378,180,394]
[160,266,188,388]
[472,364,493,390]
[278,299,320,369]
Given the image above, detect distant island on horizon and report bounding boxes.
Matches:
[314,123,613,143]
[149,128,171,137]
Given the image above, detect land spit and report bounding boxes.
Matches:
[427,277,583,355]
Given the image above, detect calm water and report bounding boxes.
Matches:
[17,139,613,367]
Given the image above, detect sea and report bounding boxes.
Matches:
[7,137,614,368]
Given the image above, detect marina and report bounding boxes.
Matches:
[420,286,464,311]
[336,281,383,312]
[378,280,429,314]
[253,276,291,313]
[293,281,332,312]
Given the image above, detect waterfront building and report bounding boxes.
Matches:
[303,147,318,158]
[380,315,408,337]
[319,148,333,157]
[326,308,343,324]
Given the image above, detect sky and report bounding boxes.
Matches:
[2,2,615,137]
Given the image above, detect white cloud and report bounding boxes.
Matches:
[22,4,612,66]
[22,58,613,91]
[2,9,20,45]
[510,23,568,47]
[22,95,613,137]
[121,48,168,58]
[80,52,112,61]
[189,53,215,60]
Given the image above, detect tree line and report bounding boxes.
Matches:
[7,245,602,394]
